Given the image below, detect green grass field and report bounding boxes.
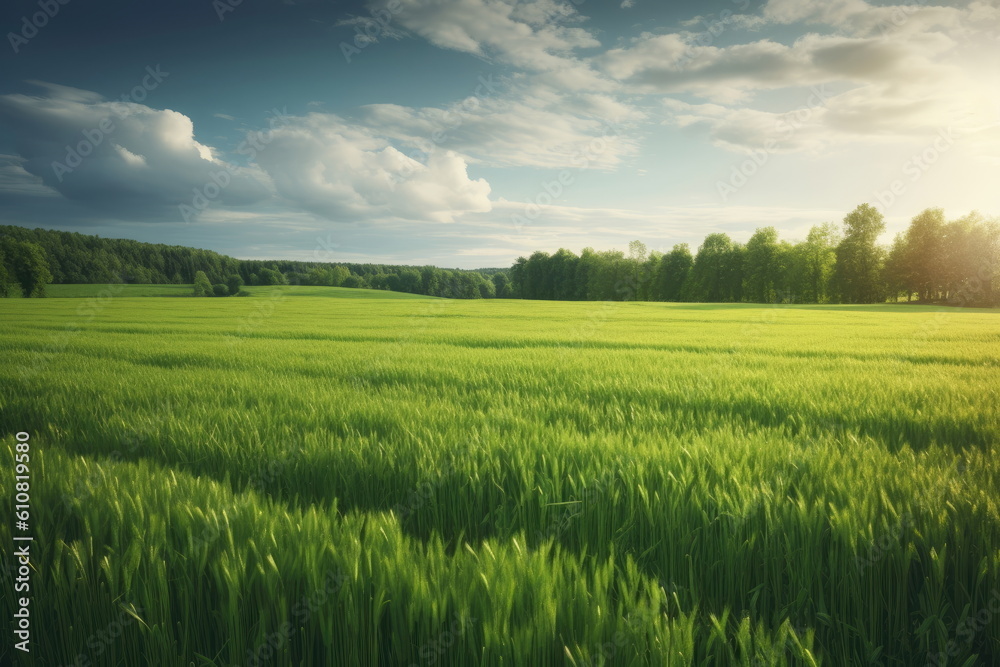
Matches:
[1,289,998,666]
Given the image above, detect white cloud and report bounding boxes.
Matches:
[0,84,503,225]
[0,155,59,198]
[760,0,989,39]
[0,83,267,220]
[662,67,997,156]
[252,112,493,223]
[602,31,958,102]
[600,33,689,81]
[113,144,148,167]
[763,0,869,27]
[599,2,998,154]
[355,86,641,170]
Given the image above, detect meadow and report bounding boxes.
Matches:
[1,287,998,666]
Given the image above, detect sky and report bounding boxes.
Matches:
[0,0,998,269]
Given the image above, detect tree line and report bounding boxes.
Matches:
[0,225,510,299]
[3,205,997,305]
[509,205,1000,306]
[297,263,512,299]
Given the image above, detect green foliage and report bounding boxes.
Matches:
[798,223,839,304]
[881,209,999,305]
[492,272,513,298]
[1,294,997,665]
[341,274,367,289]
[0,247,13,298]
[212,283,229,297]
[304,265,352,287]
[225,274,244,296]
[1,238,53,297]
[690,233,744,302]
[255,267,288,286]
[652,244,693,301]
[0,225,509,300]
[834,204,887,304]
[0,224,242,285]
[192,271,212,297]
[511,206,998,307]
[743,227,783,303]
[904,208,946,299]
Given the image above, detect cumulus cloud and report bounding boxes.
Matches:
[0,84,504,225]
[0,83,267,221]
[251,113,492,223]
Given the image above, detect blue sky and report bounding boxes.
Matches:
[1,0,998,268]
